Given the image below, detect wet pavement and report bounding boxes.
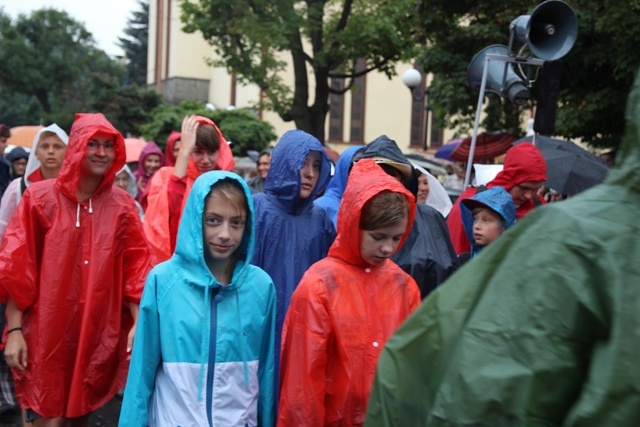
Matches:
[0,397,122,427]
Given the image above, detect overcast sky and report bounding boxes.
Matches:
[1,0,140,57]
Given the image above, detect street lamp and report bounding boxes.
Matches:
[402,68,430,150]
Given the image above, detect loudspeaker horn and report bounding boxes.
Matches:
[511,0,578,61]
[467,44,530,106]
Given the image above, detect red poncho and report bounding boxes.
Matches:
[0,113,154,418]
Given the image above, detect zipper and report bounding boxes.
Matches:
[205,287,222,427]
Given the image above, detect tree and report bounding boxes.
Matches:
[180,0,420,143]
[118,0,149,86]
[139,100,277,154]
[414,0,640,150]
[0,7,164,135]
[0,9,98,115]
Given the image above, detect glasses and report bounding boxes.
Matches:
[87,141,115,151]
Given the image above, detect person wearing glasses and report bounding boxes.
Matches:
[0,113,153,426]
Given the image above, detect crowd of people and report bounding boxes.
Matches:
[0,69,635,426]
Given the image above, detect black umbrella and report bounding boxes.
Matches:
[514,135,610,196]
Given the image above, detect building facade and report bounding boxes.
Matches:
[148,0,447,154]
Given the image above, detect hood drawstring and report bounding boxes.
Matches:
[75,198,94,228]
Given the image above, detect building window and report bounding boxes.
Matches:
[328,78,345,142]
[350,58,367,144]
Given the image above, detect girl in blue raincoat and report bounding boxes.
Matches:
[251,130,335,383]
[119,171,277,426]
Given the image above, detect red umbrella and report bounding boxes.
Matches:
[450,132,516,162]
[124,138,147,163]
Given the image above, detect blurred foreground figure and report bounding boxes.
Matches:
[365,72,640,426]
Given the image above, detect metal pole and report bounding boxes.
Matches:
[463,55,491,189]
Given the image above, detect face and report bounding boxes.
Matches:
[35,135,67,174]
[144,154,161,175]
[114,170,130,191]
[80,132,116,178]
[472,208,504,247]
[192,147,219,174]
[299,151,322,199]
[172,140,181,159]
[417,174,430,204]
[202,191,246,266]
[509,180,544,207]
[12,158,28,176]
[257,153,271,179]
[360,218,408,266]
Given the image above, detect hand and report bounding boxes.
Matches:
[127,323,137,361]
[178,115,199,159]
[5,331,28,371]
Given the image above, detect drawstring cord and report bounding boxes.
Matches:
[75,198,94,228]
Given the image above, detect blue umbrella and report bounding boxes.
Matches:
[435,138,462,161]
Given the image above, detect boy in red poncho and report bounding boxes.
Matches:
[143,115,235,262]
[0,113,154,426]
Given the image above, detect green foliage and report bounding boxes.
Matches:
[180,0,421,141]
[139,100,277,154]
[414,0,640,150]
[0,7,163,136]
[117,0,149,86]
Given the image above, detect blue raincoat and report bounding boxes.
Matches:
[120,171,277,427]
[251,129,335,383]
[314,145,364,228]
[460,186,516,258]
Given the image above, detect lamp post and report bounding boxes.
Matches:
[402,68,430,151]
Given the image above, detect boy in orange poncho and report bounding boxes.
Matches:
[143,115,235,262]
[278,159,421,426]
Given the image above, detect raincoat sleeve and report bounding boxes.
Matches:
[0,189,45,309]
[278,277,331,427]
[259,280,277,426]
[119,270,162,427]
[143,168,173,263]
[121,204,155,303]
[365,206,614,426]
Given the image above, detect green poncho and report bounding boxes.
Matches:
[365,73,640,426]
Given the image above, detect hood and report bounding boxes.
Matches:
[329,159,416,267]
[6,147,29,163]
[173,171,255,289]
[264,129,332,214]
[117,164,138,198]
[198,116,235,171]
[606,71,640,192]
[359,135,419,197]
[23,123,70,187]
[318,145,364,201]
[164,131,181,167]
[488,142,547,191]
[411,162,453,217]
[136,140,165,175]
[461,186,517,256]
[56,113,125,201]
